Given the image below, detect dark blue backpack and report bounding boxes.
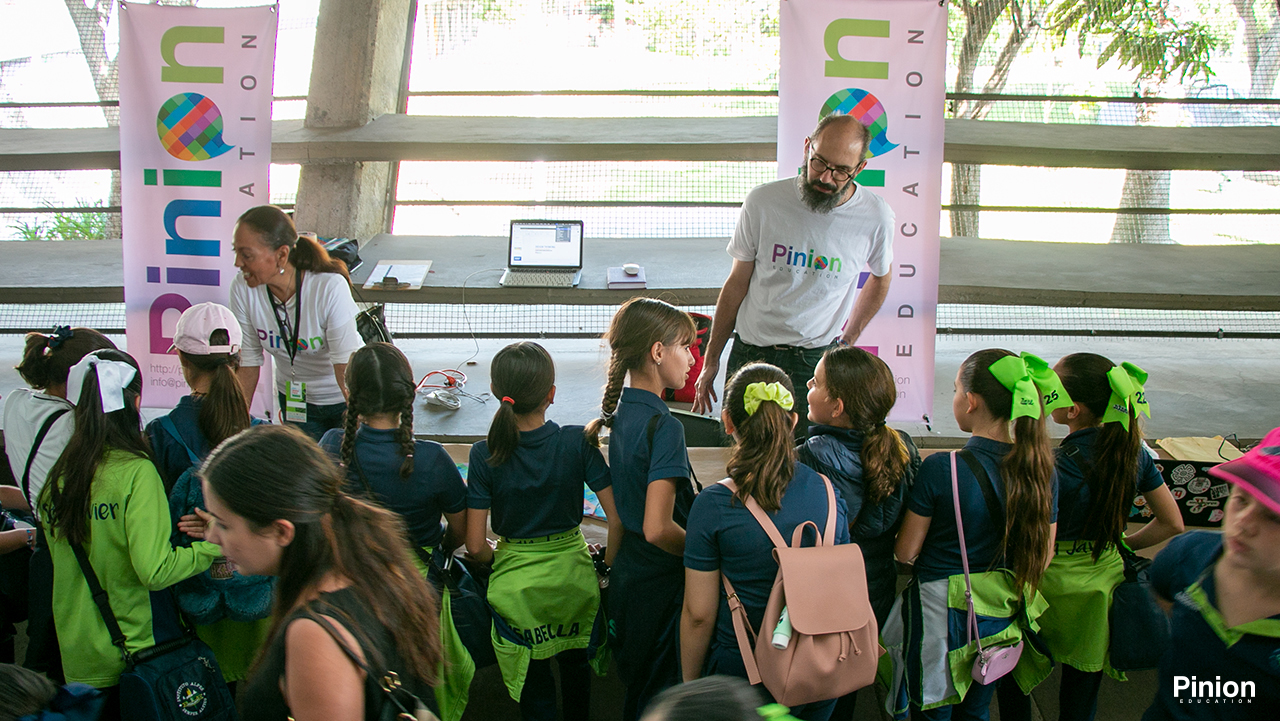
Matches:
[160,416,275,625]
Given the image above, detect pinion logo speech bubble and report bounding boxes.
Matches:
[157,93,235,162]
[819,88,897,159]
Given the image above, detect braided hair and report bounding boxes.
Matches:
[341,343,417,479]
[584,298,696,447]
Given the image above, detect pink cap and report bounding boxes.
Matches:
[170,302,242,356]
[1209,426,1280,516]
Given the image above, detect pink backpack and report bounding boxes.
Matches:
[718,476,882,707]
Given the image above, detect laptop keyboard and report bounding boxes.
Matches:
[502,270,578,287]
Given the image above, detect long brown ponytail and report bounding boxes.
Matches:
[820,346,910,502]
[202,425,440,684]
[1057,352,1143,561]
[960,349,1055,590]
[585,298,696,447]
[486,342,555,466]
[724,363,797,513]
[179,328,251,448]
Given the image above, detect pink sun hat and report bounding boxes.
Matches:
[1209,426,1280,516]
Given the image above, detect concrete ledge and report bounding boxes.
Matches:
[2,236,1276,312]
[2,117,1278,170]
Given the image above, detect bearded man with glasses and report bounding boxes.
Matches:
[692,114,895,438]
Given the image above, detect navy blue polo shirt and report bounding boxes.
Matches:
[684,463,850,656]
[1055,427,1166,542]
[607,387,694,536]
[319,426,466,549]
[1144,532,1280,720]
[907,436,1059,583]
[467,421,611,539]
[147,396,215,492]
[146,395,264,493]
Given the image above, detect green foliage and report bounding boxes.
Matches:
[1049,0,1221,82]
[8,204,110,241]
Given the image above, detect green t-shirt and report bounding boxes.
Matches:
[43,449,219,687]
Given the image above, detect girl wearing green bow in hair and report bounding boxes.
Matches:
[884,349,1058,721]
[1028,353,1184,721]
[681,363,851,721]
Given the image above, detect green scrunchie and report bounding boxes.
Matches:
[1101,362,1151,430]
[988,355,1042,420]
[1020,352,1074,413]
[743,381,794,416]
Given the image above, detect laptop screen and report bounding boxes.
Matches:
[508,220,583,269]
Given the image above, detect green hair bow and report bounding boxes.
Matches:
[1101,362,1151,430]
[1020,352,1074,414]
[743,381,794,416]
[757,704,802,721]
[988,356,1042,420]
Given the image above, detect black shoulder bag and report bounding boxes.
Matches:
[69,543,238,720]
[1059,444,1170,671]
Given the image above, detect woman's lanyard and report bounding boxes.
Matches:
[268,267,304,367]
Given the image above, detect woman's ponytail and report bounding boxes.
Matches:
[960,349,1055,591]
[486,398,521,467]
[1058,352,1145,561]
[16,327,116,391]
[819,346,909,502]
[724,363,797,513]
[486,342,555,466]
[1003,413,1055,589]
[585,354,626,447]
[202,426,441,686]
[862,424,910,502]
[291,234,350,281]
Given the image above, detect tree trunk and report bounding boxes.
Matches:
[1110,93,1171,244]
[1109,170,1172,244]
[1232,0,1280,98]
[948,1,1040,238]
[63,0,120,239]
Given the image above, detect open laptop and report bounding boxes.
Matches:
[500,220,584,288]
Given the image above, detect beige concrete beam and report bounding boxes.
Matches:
[4,118,1278,171]
[289,0,412,240]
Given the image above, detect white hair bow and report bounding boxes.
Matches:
[66,354,138,413]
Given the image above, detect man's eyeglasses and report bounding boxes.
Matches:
[807,152,856,183]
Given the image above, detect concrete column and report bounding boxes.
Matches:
[291,0,412,241]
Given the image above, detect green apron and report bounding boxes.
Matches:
[434,589,476,721]
[195,617,271,683]
[1038,540,1126,679]
[487,528,609,701]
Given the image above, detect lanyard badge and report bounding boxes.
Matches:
[271,269,308,423]
[286,380,308,423]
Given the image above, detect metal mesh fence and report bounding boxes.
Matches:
[0,302,1272,339]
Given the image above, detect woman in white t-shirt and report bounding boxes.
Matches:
[1,326,116,679]
[229,205,364,440]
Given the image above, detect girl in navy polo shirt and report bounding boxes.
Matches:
[319,342,467,575]
[798,346,920,721]
[584,298,697,721]
[884,349,1059,721]
[145,303,270,690]
[1035,353,1184,721]
[1143,426,1280,721]
[682,363,851,721]
[465,342,621,721]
